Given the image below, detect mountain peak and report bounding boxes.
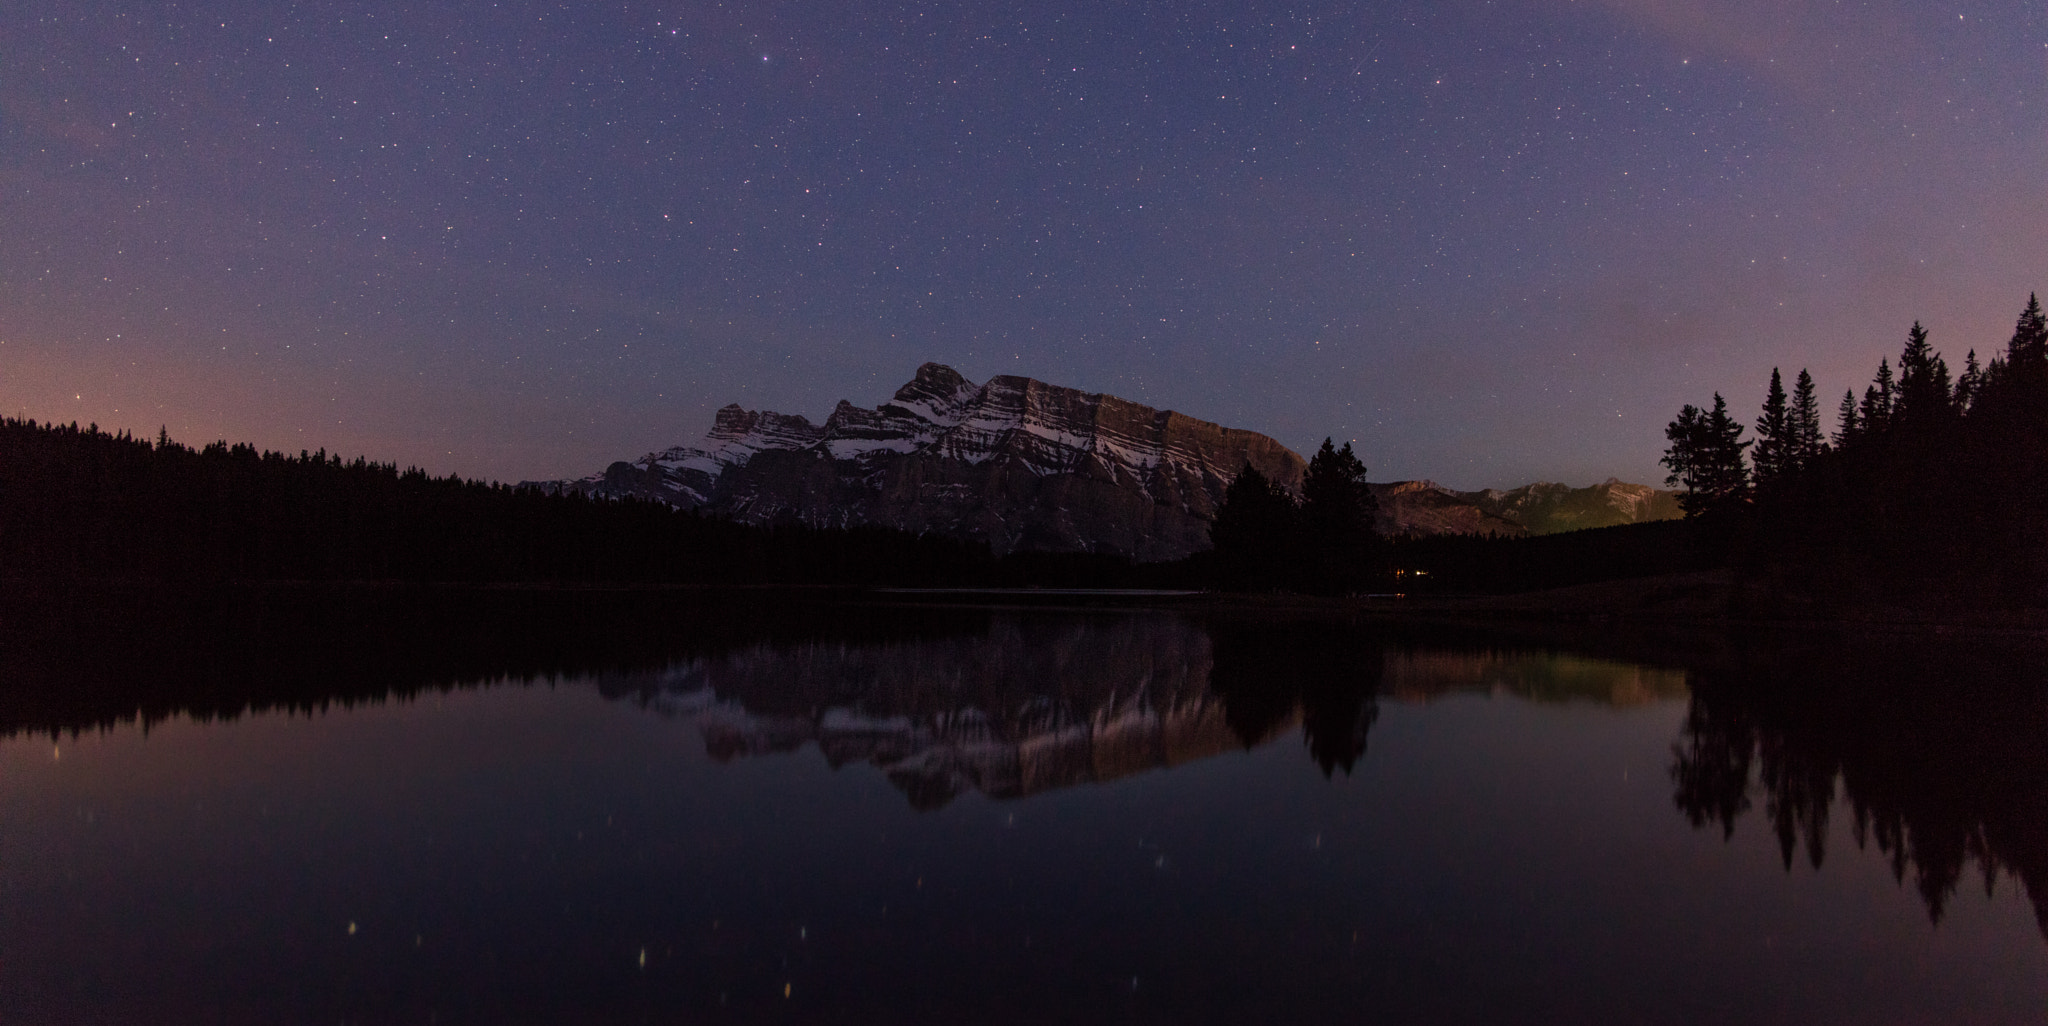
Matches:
[907,362,972,392]
[538,363,1303,559]
[709,403,754,435]
[532,364,1680,555]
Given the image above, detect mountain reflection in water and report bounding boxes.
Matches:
[3,584,2045,989]
[0,585,2039,1023]
[604,617,1689,810]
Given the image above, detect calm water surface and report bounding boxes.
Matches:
[2,598,2044,1023]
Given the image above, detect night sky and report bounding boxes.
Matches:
[4,1,2044,489]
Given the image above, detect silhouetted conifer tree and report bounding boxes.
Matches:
[1788,369,1827,468]
[1833,389,1860,447]
[1955,350,1984,413]
[1975,294,2048,427]
[2009,293,2047,367]
[1300,438,1381,593]
[1752,369,1791,486]
[1209,462,1301,589]
[1663,394,1750,516]
[1893,322,1954,428]
[1858,359,1895,436]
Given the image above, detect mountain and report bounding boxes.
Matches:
[1371,478,1682,537]
[532,363,1681,557]
[532,363,1306,561]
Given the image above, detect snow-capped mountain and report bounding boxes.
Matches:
[529,362,1681,557]
[531,363,1307,560]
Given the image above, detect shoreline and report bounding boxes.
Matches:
[8,572,2044,637]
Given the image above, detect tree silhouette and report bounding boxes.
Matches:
[1788,369,1827,469]
[1300,438,1381,593]
[1833,389,1860,447]
[1752,369,1791,487]
[1662,394,1750,516]
[1955,350,1984,413]
[1892,321,1954,429]
[0,417,996,587]
[1857,358,1895,437]
[1208,462,1301,590]
[2010,293,2047,367]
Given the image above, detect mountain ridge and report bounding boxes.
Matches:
[530,364,1680,558]
[532,363,1308,560]
[1370,477,1683,537]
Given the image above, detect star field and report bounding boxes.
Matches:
[3,1,2045,487]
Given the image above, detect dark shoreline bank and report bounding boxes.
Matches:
[9,571,2045,635]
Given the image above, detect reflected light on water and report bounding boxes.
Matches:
[0,592,2043,1023]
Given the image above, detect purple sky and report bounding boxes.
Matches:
[4,1,2045,489]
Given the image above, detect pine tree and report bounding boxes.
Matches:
[2008,293,2047,367]
[1893,322,1954,427]
[1663,394,1750,516]
[1967,296,2048,426]
[1302,439,1378,538]
[1300,438,1381,592]
[1833,389,1860,447]
[1752,369,1791,485]
[1789,369,1827,467]
[1858,359,1895,434]
[1210,462,1300,588]
[1663,404,1703,490]
[1706,393,1751,500]
[1955,350,1983,414]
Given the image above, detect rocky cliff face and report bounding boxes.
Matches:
[1371,478,1683,537]
[535,363,1307,561]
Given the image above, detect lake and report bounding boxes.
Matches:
[2,589,2043,1023]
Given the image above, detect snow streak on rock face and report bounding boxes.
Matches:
[531,363,1307,560]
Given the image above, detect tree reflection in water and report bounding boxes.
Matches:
[1671,638,2048,940]
[639,614,1686,805]
[608,613,1399,807]
[1205,619,1383,778]
[8,585,2042,946]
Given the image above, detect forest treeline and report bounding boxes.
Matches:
[1657,293,2048,607]
[0,419,992,586]
[1194,438,1384,593]
[1198,438,1729,595]
[0,414,1706,595]
[12,287,2046,604]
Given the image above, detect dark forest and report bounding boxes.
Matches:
[6,295,2046,608]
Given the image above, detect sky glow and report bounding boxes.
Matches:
[2,1,2044,487]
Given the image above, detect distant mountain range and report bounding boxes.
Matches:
[530,364,1680,559]
[1370,478,1682,537]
